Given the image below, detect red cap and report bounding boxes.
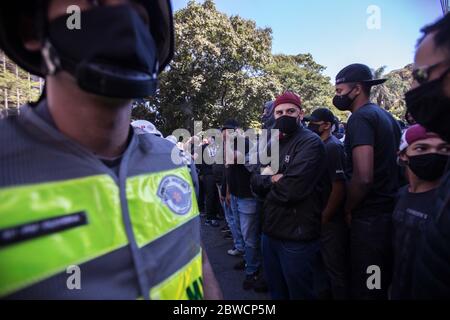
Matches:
[399,124,439,152]
[274,91,302,109]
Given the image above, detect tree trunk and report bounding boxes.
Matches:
[4,89,8,114]
[28,73,31,100]
[16,65,20,107]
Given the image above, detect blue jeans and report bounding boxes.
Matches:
[262,234,322,300]
[230,195,262,275]
[220,197,244,252]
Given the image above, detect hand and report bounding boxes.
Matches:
[271,174,283,184]
[226,192,231,207]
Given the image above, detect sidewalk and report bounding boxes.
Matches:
[200,216,269,300]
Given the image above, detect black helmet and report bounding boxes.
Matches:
[0,0,174,77]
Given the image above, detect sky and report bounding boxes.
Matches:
[171,0,444,80]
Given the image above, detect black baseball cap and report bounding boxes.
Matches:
[221,119,241,131]
[306,108,336,123]
[335,63,387,86]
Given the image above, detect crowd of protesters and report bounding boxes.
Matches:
[172,14,450,300]
[2,0,449,301]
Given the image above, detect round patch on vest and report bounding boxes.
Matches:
[157,175,192,215]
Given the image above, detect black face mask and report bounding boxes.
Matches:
[275,115,299,135]
[405,68,450,142]
[307,123,322,136]
[333,86,357,111]
[46,5,158,99]
[407,153,449,181]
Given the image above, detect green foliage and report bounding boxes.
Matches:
[371,64,413,120]
[266,53,349,120]
[152,0,281,135]
[149,0,346,135]
[0,51,41,117]
[1,1,413,131]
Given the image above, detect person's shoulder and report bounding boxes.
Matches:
[0,111,29,149]
[324,135,344,152]
[297,126,322,143]
[0,114,19,132]
[136,132,176,154]
[355,103,382,118]
[137,133,194,169]
[325,135,344,146]
[294,127,325,153]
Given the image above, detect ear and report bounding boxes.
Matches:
[398,151,409,165]
[298,109,305,121]
[323,122,332,131]
[353,83,363,96]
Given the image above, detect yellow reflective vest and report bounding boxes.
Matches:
[0,102,202,299]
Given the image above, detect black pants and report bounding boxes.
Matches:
[350,213,393,300]
[198,176,205,213]
[321,220,350,299]
[203,174,219,220]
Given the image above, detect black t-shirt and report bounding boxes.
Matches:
[325,135,346,182]
[226,164,253,198]
[411,165,450,299]
[344,103,401,215]
[324,135,346,221]
[392,186,437,299]
[225,136,254,198]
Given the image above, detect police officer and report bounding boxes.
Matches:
[0,0,221,299]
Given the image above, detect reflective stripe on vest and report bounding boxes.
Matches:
[150,251,203,300]
[0,167,202,299]
[127,168,199,248]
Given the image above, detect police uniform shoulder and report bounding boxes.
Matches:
[136,133,176,154]
[0,114,27,148]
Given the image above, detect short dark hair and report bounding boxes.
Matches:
[350,82,371,97]
[221,119,241,131]
[418,13,450,55]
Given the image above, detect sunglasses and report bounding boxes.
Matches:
[412,60,450,84]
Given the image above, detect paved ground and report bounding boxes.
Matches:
[200,216,269,300]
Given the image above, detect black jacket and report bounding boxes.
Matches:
[251,126,330,241]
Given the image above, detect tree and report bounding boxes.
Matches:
[370,64,413,119]
[267,53,347,119]
[153,0,281,135]
[0,50,41,118]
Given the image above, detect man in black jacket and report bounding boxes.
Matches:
[251,92,330,300]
